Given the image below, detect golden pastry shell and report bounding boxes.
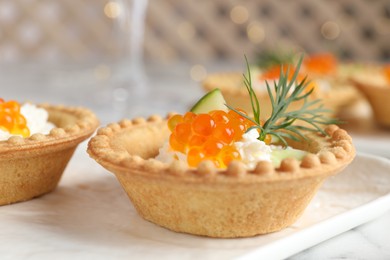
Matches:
[87,114,355,238]
[0,104,99,205]
[350,68,390,127]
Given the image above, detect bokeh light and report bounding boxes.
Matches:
[104,1,121,19]
[321,21,341,40]
[230,6,249,24]
[247,22,265,44]
[190,65,207,82]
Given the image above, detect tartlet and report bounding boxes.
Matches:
[203,71,359,119]
[350,66,390,127]
[87,116,355,238]
[0,104,99,205]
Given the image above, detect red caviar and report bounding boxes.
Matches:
[261,66,297,81]
[383,65,390,83]
[303,53,337,75]
[0,99,30,137]
[168,109,264,169]
[260,65,317,93]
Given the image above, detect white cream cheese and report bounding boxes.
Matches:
[0,130,11,140]
[233,129,272,170]
[156,129,273,170]
[0,103,55,141]
[155,141,187,164]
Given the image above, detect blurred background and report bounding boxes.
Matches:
[1,0,390,63]
[1,0,389,120]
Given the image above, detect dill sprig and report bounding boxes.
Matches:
[255,50,295,69]
[227,55,339,147]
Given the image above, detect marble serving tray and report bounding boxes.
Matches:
[1,148,390,260]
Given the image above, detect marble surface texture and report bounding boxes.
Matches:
[1,62,390,259]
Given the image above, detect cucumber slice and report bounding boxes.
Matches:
[190,88,228,114]
[271,148,307,167]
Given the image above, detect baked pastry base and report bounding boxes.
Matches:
[0,104,99,205]
[88,115,355,238]
[351,69,390,127]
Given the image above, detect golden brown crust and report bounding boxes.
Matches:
[350,69,390,127]
[0,104,99,205]
[0,104,98,153]
[88,115,354,181]
[87,114,355,238]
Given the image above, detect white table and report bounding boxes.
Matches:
[1,62,390,259]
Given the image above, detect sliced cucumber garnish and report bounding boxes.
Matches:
[271,148,308,167]
[190,88,228,114]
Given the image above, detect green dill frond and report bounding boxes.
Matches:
[229,54,338,146]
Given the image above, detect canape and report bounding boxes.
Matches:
[0,101,99,205]
[88,57,355,237]
[203,53,361,119]
[350,65,390,127]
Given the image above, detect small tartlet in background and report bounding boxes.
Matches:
[0,104,99,205]
[350,65,390,128]
[202,65,361,121]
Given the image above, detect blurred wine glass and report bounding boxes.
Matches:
[0,0,149,122]
[110,0,149,118]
